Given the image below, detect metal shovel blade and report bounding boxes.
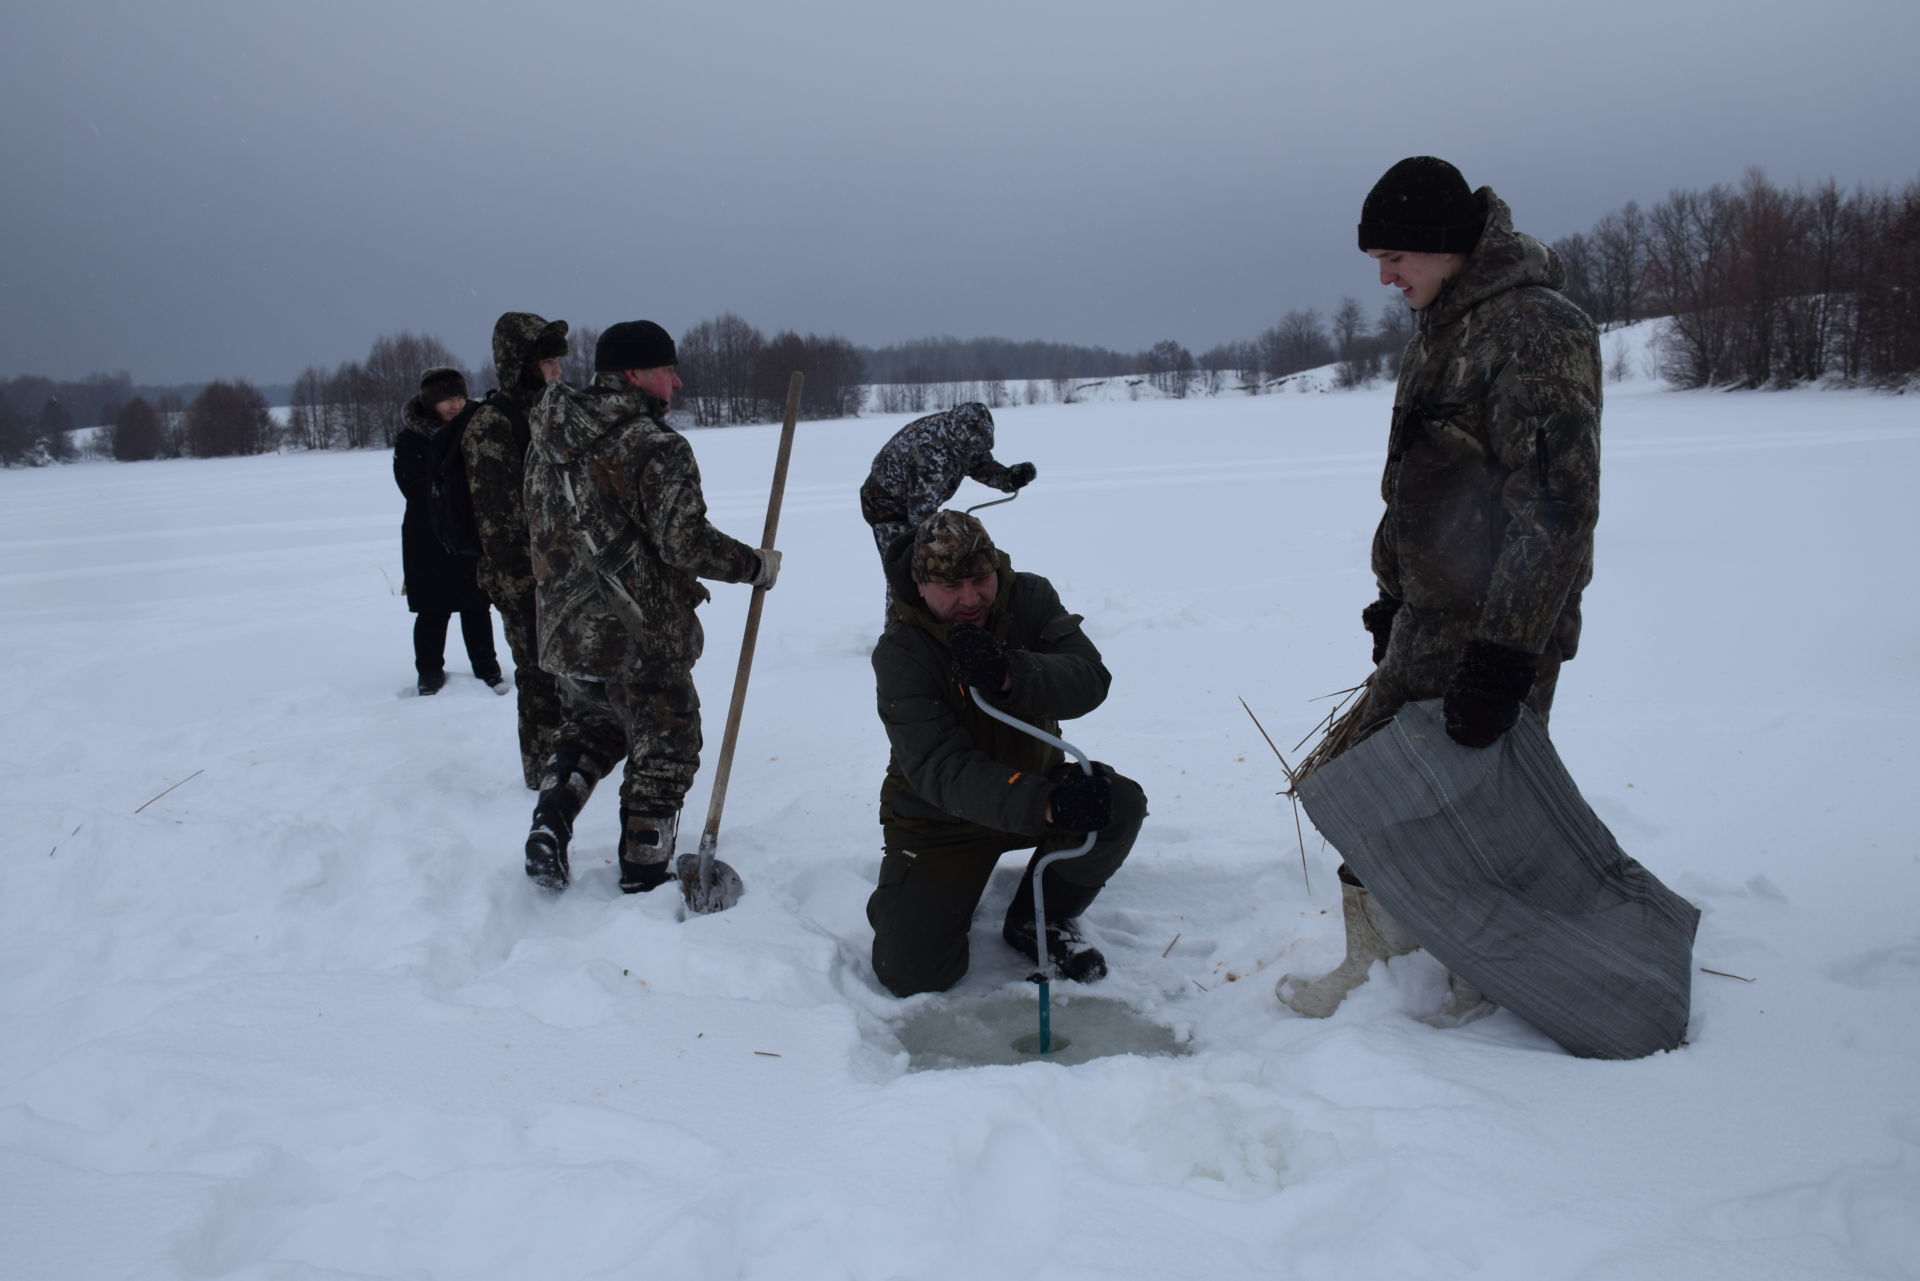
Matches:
[677,839,744,916]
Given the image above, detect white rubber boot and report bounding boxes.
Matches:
[1421,971,1497,1028]
[1276,868,1420,1017]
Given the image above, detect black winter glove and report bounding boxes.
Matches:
[1046,763,1112,832]
[1362,596,1400,665]
[949,624,1009,693]
[1006,461,1037,490]
[1442,639,1538,749]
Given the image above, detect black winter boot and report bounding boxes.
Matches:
[618,810,678,894]
[1003,868,1108,983]
[523,745,601,891]
[524,810,571,890]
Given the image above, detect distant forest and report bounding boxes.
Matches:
[4,168,1915,466]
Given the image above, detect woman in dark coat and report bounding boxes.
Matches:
[393,367,504,696]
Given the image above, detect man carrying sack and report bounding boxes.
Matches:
[1276,158,1696,1057]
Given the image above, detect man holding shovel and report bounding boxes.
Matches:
[521,320,779,895]
[867,510,1145,997]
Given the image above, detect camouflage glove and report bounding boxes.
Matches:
[1442,639,1537,749]
[751,547,781,589]
[949,624,1008,693]
[1046,763,1112,832]
[1362,596,1400,665]
[1006,461,1037,490]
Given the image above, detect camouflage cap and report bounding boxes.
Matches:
[910,509,996,584]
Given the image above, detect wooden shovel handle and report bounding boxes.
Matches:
[701,371,803,847]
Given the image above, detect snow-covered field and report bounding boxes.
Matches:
[3,344,1917,1280]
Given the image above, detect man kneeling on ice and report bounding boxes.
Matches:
[867,510,1145,997]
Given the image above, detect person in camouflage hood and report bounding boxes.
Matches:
[867,510,1145,997]
[858,403,1035,566]
[464,311,571,787]
[1276,156,1603,1021]
[520,320,779,895]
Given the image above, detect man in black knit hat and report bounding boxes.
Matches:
[519,320,779,895]
[1277,156,1603,1020]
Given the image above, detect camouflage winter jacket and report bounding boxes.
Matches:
[859,403,1019,529]
[1374,188,1602,659]
[525,374,761,679]
[873,542,1111,845]
[462,313,558,606]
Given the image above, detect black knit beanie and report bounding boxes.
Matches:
[418,366,468,405]
[1358,156,1484,254]
[595,320,678,372]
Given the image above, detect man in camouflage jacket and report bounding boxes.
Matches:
[520,320,778,894]
[858,403,1035,564]
[868,510,1145,997]
[1355,156,1602,746]
[1277,156,1602,1021]
[464,311,571,787]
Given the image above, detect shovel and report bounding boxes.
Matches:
[679,371,803,915]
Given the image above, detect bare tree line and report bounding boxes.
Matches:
[286,331,468,452]
[0,376,280,466]
[676,314,867,426]
[1196,299,1411,395]
[1556,168,1920,388]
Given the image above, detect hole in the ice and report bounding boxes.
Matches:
[890,990,1191,1071]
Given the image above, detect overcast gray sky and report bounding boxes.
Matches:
[3,0,1915,384]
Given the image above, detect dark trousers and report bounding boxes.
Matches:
[413,609,500,679]
[867,770,1146,997]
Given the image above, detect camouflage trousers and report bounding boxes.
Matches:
[490,576,563,789]
[552,669,703,821]
[861,481,915,618]
[859,475,917,563]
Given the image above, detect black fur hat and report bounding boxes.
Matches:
[1358,156,1485,254]
[418,366,468,405]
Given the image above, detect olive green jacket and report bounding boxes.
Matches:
[873,545,1111,848]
